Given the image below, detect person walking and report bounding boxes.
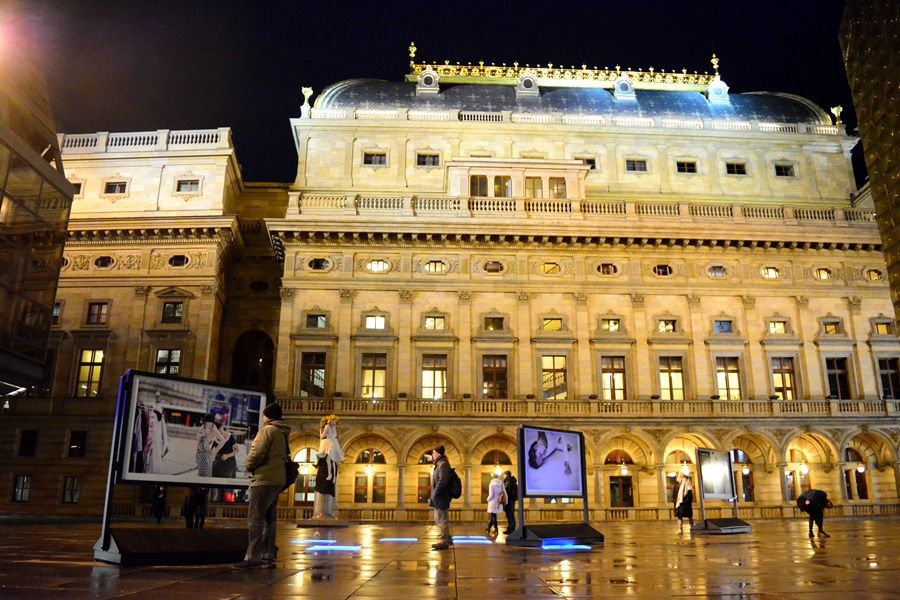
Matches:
[502,470,518,534]
[674,474,694,534]
[485,472,505,535]
[428,445,453,550]
[233,403,290,569]
[796,489,833,538]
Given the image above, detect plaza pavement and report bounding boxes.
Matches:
[0,517,898,598]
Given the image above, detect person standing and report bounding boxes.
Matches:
[428,445,453,550]
[233,403,290,569]
[485,472,505,535]
[796,489,833,538]
[151,485,167,524]
[674,474,694,534]
[193,487,208,529]
[502,470,518,534]
[183,488,196,528]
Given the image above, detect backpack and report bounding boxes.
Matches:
[281,431,299,492]
[447,467,462,500]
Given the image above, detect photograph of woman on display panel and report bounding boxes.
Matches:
[119,372,264,486]
[697,448,736,501]
[519,425,585,497]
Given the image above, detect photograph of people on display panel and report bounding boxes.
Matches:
[119,372,264,486]
[697,448,736,501]
[520,425,585,497]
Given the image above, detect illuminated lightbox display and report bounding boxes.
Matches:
[118,371,265,486]
[696,448,735,501]
[519,425,586,498]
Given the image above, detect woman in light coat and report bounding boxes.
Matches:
[485,472,506,535]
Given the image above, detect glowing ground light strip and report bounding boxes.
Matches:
[542,544,592,550]
[291,539,338,544]
[451,538,493,545]
[305,545,361,552]
[379,538,419,542]
[452,535,489,539]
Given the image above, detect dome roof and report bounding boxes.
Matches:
[315,79,830,124]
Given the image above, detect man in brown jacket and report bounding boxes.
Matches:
[233,403,290,569]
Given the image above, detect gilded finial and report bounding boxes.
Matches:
[409,41,417,60]
[711,53,720,76]
[830,105,843,125]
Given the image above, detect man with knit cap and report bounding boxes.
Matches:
[428,444,453,550]
[234,402,290,569]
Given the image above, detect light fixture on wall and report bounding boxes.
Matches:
[799,462,809,475]
[741,465,750,476]
[619,462,629,475]
[365,464,374,477]
[493,464,503,477]
[856,463,866,473]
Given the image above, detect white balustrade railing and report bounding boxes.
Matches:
[660,119,703,129]
[795,208,835,221]
[169,129,223,145]
[358,196,404,211]
[60,128,229,153]
[300,194,349,210]
[846,209,876,222]
[470,197,516,212]
[108,131,158,148]
[561,114,605,126]
[415,196,461,211]
[524,199,572,214]
[581,201,626,215]
[459,111,504,122]
[60,134,98,150]
[690,204,733,218]
[759,123,800,133]
[636,202,679,217]
[744,205,785,219]
[709,120,752,131]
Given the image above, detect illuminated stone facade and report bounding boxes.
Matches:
[3,58,899,521]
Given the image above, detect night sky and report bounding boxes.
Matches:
[19,0,858,183]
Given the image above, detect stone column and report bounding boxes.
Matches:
[574,293,593,398]
[795,295,822,399]
[126,286,150,370]
[397,290,414,395]
[396,464,406,508]
[657,464,669,506]
[194,284,222,380]
[464,465,472,509]
[631,294,649,399]
[457,291,473,395]
[741,295,765,399]
[516,292,533,397]
[593,466,603,508]
[274,287,296,397]
[778,463,789,502]
[686,294,710,397]
[335,289,355,395]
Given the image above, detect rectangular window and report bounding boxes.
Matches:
[484,316,504,331]
[609,476,634,507]
[363,152,387,166]
[294,473,316,504]
[470,175,488,197]
[542,318,563,332]
[51,302,61,325]
[154,349,181,375]
[299,352,326,397]
[161,301,184,323]
[726,162,747,175]
[360,353,386,399]
[365,315,385,330]
[68,431,88,458]
[676,161,697,173]
[525,177,543,199]
[482,355,508,399]
[715,357,741,400]
[424,316,445,331]
[600,356,626,401]
[580,157,596,170]
[625,159,647,172]
[422,354,448,400]
[878,358,900,399]
[372,473,386,503]
[714,320,733,334]
[771,357,796,400]
[826,357,851,400]
[417,474,431,503]
[62,476,81,504]
[875,322,894,335]
[549,177,567,198]
[823,321,841,334]
[306,314,327,328]
[176,179,199,193]
[658,356,685,400]
[86,302,108,325]
[740,471,754,502]
[774,163,795,177]
[493,176,512,198]
[541,355,568,400]
[768,321,787,334]
[75,349,104,398]
[18,430,37,457]
[416,153,439,167]
[12,475,31,502]
[602,318,620,333]
[71,182,82,195]
[354,474,368,503]
[104,181,127,194]
[658,319,677,333]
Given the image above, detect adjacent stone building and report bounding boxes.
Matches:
[3,51,898,522]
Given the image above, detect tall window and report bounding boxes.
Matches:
[470,175,488,196]
[360,353,386,399]
[600,356,626,401]
[843,448,869,500]
[12,475,31,502]
[417,474,431,504]
[482,355,508,399]
[826,357,851,399]
[155,349,181,375]
[161,302,184,323]
[293,448,317,504]
[878,358,900,399]
[299,352,326,397]
[86,302,108,325]
[715,357,741,400]
[18,430,37,457]
[730,449,754,502]
[62,476,81,504]
[493,176,512,198]
[541,355,567,400]
[771,357,796,400]
[609,476,634,507]
[75,349,104,398]
[549,177,567,198]
[525,177,543,198]
[372,473,386,503]
[422,354,448,400]
[354,474,368,503]
[658,357,684,400]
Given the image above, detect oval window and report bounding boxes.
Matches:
[423,75,434,86]
[62,256,70,269]
[366,259,390,273]
[249,280,269,293]
[424,260,447,274]
[483,260,505,273]
[814,268,831,281]
[597,263,618,275]
[168,255,188,267]
[308,258,331,271]
[94,256,113,268]
[541,262,561,275]
[866,269,884,282]
[707,265,727,278]
[523,78,534,89]
[760,266,779,279]
[653,264,673,277]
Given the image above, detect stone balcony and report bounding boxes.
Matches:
[58,128,233,153]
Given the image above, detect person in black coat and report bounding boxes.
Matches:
[151,485,167,524]
[428,445,453,550]
[796,489,833,538]
[674,475,693,534]
[502,470,519,534]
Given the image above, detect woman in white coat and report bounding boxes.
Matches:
[485,472,506,535]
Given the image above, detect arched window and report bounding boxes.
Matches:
[604,450,634,464]
[843,447,869,500]
[665,450,693,464]
[293,447,317,463]
[231,330,274,389]
[355,448,386,464]
[480,450,512,465]
[844,448,863,462]
[731,449,754,502]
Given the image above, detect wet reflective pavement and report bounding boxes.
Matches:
[0,518,898,598]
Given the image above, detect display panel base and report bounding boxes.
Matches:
[93,528,248,566]
[505,522,604,547]
[691,518,752,535]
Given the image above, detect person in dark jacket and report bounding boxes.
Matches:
[151,485,167,524]
[502,470,519,534]
[796,489,833,538]
[674,475,693,534]
[428,445,453,550]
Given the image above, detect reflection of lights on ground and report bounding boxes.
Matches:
[452,538,493,544]
[305,545,361,552]
[543,544,592,550]
[379,537,418,542]
[292,539,337,544]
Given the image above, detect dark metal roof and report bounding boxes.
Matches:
[316,79,830,124]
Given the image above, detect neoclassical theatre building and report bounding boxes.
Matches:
[4,50,900,521]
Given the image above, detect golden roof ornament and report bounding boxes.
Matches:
[711,53,720,77]
[408,41,417,67]
[830,105,843,125]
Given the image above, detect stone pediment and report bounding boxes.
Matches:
[155,286,195,299]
